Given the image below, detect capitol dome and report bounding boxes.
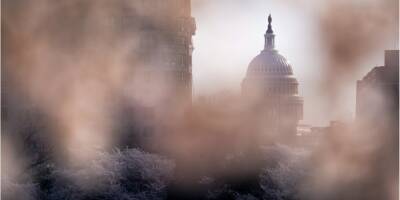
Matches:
[242,14,303,138]
[247,50,293,76]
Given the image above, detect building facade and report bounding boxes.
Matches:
[356,50,399,124]
[131,0,196,106]
[355,50,399,149]
[355,50,399,199]
[111,0,196,148]
[2,0,197,152]
[242,15,303,138]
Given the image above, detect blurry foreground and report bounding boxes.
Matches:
[2,0,399,200]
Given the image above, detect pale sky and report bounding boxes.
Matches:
[191,0,398,126]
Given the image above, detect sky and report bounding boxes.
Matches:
[191,0,399,126]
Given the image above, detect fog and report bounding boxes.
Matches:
[2,0,398,199]
[192,0,398,125]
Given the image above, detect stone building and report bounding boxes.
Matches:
[355,50,399,199]
[356,50,399,124]
[131,0,196,106]
[242,15,303,139]
[355,50,398,147]
[110,0,196,148]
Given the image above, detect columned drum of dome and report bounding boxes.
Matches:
[242,14,303,138]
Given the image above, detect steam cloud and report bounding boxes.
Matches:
[2,0,398,200]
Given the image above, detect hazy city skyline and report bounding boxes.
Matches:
[2,1,398,199]
[191,0,398,125]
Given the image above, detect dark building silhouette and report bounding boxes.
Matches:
[355,50,399,199]
[242,15,303,139]
[107,0,196,149]
[356,50,399,123]
[2,0,196,152]
[132,0,196,105]
[355,50,399,143]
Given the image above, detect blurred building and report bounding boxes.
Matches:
[295,122,345,148]
[112,0,197,150]
[355,50,399,146]
[296,124,323,147]
[103,0,196,107]
[355,50,399,199]
[131,0,196,106]
[2,0,197,152]
[242,15,303,138]
[356,50,399,124]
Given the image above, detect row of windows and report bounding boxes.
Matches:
[139,71,191,82]
[263,84,298,95]
[146,54,189,68]
[104,19,194,37]
[264,104,303,119]
[139,35,190,48]
[252,66,292,74]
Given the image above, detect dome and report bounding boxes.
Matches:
[247,49,293,76]
[241,14,303,137]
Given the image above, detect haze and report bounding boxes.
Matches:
[192,0,399,125]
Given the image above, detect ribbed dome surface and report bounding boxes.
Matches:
[241,15,303,137]
[247,50,293,76]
